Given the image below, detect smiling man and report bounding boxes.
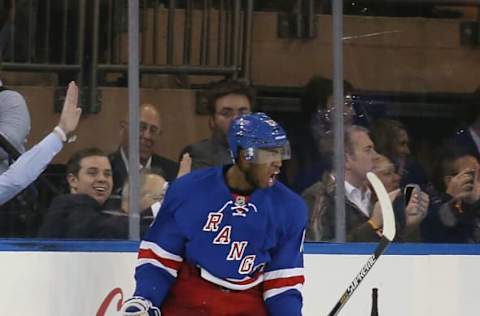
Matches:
[110,104,179,196]
[38,147,115,238]
[122,112,307,316]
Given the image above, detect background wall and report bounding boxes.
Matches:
[4,10,480,164]
[14,86,210,163]
[126,9,480,91]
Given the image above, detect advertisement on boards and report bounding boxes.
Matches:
[0,251,479,315]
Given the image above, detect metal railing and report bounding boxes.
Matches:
[1,0,254,112]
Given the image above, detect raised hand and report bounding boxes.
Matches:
[176,152,192,178]
[447,168,475,198]
[57,81,82,135]
[405,190,429,227]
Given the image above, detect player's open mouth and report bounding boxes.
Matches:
[267,170,280,186]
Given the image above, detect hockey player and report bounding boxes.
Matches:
[121,112,307,316]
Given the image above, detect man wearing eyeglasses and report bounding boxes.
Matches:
[109,103,179,196]
[180,79,254,170]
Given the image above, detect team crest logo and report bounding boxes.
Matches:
[232,195,257,217]
[235,195,246,207]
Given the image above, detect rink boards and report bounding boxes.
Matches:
[0,241,479,316]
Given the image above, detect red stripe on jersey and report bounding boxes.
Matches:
[229,270,262,285]
[138,248,182,271]
[263,275,305,291]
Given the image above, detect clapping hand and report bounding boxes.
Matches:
[405,189,429,227]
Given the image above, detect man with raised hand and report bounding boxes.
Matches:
[122,112,307,316]
[0,81,81,205]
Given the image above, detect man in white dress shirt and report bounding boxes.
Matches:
[302,125,385,241]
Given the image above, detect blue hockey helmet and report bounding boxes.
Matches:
[228,112,290,163]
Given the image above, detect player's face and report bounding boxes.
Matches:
[243,154,283,189]
[68,156,113,205]
[211,94,251,140]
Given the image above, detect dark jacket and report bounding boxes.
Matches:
[447,128,480,160]
[421,188,480,243]
[109,149,179,195]
[180,136,232,171]
[302,175,379,242]
[38,194,152,239]
[302,175,422,242]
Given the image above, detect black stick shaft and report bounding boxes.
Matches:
[327,238,391,316]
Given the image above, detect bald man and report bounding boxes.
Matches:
[109,104,179,196]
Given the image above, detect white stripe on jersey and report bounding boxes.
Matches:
[264,283,303,300]
[263,267,304,281]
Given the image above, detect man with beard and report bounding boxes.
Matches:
[180,79,254,170]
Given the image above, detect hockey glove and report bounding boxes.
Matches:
[121,296,161,316]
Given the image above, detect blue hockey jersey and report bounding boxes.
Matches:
[133,166,308,315]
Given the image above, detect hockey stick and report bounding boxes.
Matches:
[327,172,396,316]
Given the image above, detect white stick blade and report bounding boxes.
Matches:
[366,172,396,240]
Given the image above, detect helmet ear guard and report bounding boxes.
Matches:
[228,112,290,164]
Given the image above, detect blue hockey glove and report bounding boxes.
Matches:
[121,296,161,316]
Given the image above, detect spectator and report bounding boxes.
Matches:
[291,76,358,193]
[373,154,429,242]
[121,169,168,218]
[0,80,31,174]
[0,81,80,205]
[121,150,192,214]
[423,147,480,243]
[109,103,179,196]
[370,118,428,188]
[0,59,33,235]
[180,79,254,170]
[446,88,480,161]
[38,147,120,239]
[302,125,383,242]
[0,81,80,236]
[98,170,170,238]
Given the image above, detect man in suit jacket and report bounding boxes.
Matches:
[109,104,179,196]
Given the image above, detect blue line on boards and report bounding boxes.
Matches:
[0,239,480,255]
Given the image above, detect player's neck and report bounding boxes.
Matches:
[225,165,255,193]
